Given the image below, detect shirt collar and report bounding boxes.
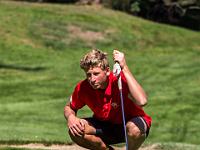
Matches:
[104,72,114,97]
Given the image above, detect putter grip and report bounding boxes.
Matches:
[113,62,121,76]
[113,62,122,90]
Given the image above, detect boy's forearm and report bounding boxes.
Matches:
[64,104,76,120]
[122,65,147,106]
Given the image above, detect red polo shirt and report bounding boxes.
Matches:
[70,72,152,127]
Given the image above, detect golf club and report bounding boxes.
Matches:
[113,62,128,150]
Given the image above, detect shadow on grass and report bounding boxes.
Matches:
[0,63,46,72]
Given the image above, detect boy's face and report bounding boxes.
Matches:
[85,66,110,90]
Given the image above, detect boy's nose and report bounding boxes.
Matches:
[91,75,96,82]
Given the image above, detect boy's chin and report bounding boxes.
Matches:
[91,85,98,89]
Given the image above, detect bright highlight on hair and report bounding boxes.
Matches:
[80,49,109,71]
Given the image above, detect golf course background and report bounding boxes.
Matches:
[0,0,200,149]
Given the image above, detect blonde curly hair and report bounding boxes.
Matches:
[80,49,109,71]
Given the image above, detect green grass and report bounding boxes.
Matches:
[0,0,200,148]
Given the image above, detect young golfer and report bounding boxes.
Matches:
[64,49,152,150]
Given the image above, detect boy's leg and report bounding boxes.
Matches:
[68,119,109,150]
[126,117,149,150]
[69,117,127,150]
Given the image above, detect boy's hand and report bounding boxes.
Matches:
[113,50,127,69]
[67,114,85,137]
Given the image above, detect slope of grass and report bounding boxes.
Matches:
[0,0,200,147]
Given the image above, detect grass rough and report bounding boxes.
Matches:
[0,0,200,148]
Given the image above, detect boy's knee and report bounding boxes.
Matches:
[68,130,82,142]
[68,130,107,150]
[126,122,143,139]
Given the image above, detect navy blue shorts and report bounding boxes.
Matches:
[85,117,150,145]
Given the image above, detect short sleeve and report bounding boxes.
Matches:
[70,83,86,111]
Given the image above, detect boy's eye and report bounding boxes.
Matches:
[86,73,91,77]
[93,72,99,76]
[86,72,99,78]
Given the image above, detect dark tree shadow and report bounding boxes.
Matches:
[14,0,78,3]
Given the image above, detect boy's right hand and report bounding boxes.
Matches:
[67,114,85,137]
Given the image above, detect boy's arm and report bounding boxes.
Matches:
[64,102,85,136]
[122,65,147,106]
[64,102,76,120]
[113,50,147,106]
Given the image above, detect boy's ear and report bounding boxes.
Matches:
[106,67,110,76]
